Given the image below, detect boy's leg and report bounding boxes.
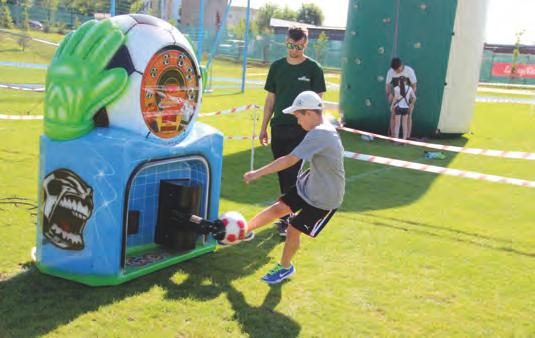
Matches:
[280,224,301,268]
[248,201,292,232]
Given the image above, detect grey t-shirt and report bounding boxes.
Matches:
[291,122,345,210]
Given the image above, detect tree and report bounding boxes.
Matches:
[297,3,324,26]
[313,31,329,63]
[277,5,297,21]
[229,17,257,62]
[255,3,278,33]
[0,0,14,29]
[20,0,32,31]
[42,0,59,26]
[130,0,144,13]
[511,30,525,75]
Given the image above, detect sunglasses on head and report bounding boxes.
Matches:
[287,43,304,51]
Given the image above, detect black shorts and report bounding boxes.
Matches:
[395,107,409,116]
[279,186,337,238]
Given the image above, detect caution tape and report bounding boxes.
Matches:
[338,126,535,160]
[475,96,535,105]
[0,103,262,121]
[0,84,45,92]
[224,135,270,141]
[0,114,43,120]
[344,151,535,188]
[199,104,260,117]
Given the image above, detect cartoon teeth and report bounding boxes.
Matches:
[51,223,83,244]
[59,197,90,219]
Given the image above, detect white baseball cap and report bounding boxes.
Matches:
[282,91,323,114]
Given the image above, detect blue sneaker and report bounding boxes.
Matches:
[217,231,254,246]
[261,263,295,284]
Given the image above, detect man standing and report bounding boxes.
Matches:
[260,26,326,238]
[385,57,417,137]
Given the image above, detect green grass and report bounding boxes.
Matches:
[0,30,57,64]
[1,40,535,337]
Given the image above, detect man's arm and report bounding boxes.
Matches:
[243,154,300,184]
[385,69,393,103]
[259,92,275,146]
[386,84,393,103]
[411,83,417,94]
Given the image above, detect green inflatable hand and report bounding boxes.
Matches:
[44,19,128,140]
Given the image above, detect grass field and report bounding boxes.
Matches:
[1,30,535,337]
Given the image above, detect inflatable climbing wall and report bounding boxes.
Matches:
[340,0,488,136]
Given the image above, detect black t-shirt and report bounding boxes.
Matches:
[265,57,326,127]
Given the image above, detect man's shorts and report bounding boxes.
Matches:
[279,186,337,238]
[395,107,409,116]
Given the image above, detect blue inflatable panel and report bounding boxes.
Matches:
[36,123,223,279]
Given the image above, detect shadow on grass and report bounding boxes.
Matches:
[0,48,24,53]
[0,230,299,338]
[160,231,299,338]
[356,213,535,258]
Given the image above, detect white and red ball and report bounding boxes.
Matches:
[219,211,248,245]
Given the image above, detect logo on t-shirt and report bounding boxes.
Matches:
[298,76,311,82]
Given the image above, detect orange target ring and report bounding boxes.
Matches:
[140,47,199,139]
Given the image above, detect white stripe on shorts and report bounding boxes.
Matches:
[310,209,336,237]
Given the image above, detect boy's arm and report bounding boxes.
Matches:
[244,154,300,184]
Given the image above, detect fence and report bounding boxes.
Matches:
[3,2,344,69]
[479,46,535,86]
[3,2,535,83]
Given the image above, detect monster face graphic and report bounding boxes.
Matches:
[42,169,94,250]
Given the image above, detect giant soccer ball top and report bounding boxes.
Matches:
[105,14,202,140]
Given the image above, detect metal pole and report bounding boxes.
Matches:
[110,0,116,16]
[206,0,233,72]
[241,0,251,93]
[197,0,206,62]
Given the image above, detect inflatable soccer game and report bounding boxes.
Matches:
[34,15,235,286]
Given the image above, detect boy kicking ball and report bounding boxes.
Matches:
[243,91,345,284]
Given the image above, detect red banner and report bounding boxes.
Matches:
[492,62,535,78]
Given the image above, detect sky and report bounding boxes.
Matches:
[232,0,535,44]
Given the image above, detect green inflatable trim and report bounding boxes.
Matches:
[35,244,217,287]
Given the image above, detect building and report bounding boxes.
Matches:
[179,0,227,29]
[227,6,258,28]
[140,0,181,22]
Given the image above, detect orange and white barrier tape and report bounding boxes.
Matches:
[1,104,262,121]
[338,126,535,161]
[224,135,270,141]
[225,135,253,140]
[0,114,43,120]
[344,151,535,188]
[199,104,260,117]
